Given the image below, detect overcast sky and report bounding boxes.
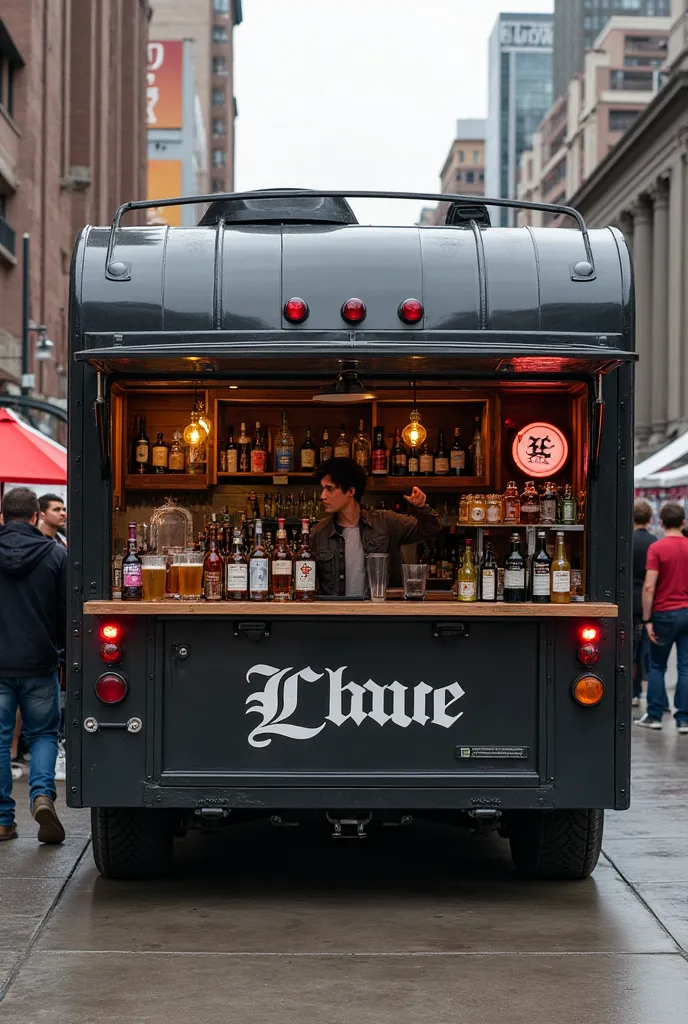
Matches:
[234,0,554,224]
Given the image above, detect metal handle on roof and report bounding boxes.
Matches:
[103,188,596,283]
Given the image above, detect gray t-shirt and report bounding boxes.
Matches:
[342,525,366,597]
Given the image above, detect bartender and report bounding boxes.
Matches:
[311,458,442,597]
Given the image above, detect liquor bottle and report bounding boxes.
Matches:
[186,425,207,475]
[122,522,143,600]
[520,480,541,525]
[334,424,350,459]
[417,441,433,476]
[540,481,557,525]
[168,430,185,474]
[390,427,407,476]
[530,530,552,604]
[504,480,520,523]
[275,410,294,472]
[457,538,477,602]
[250,422,267,473]
[479,535,498,602]
[203,525,224,601]
[225,528,248,600]
[271,517,293,601]
[433,429,449,476]
[249,519,270,600]
[551,531,571,604]
[352,419,371,469]
[151,432,169,474]
[504,532,526,602]
[561,484,577,524]
[408,446,420,476]
[300,426,317,470]
[237,422,252,473]
[450,427,467,476]
[320,428,333,464]
[371,426,388,475]
[428,544,438,578]
[225,428,238,474]
[470,415,485,476]
[294,517,316,601]
[111,543,124,600]
[132,416,150,474]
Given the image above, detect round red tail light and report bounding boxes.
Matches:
[100,642,122,665]
[398,298,424,323]
[580,625,600,643]
[100,623,121,642]
[95,673,128,704]
[577,643,600,666]
[341,297,366,323]
[284,297,309,323]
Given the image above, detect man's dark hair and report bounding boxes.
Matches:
[38,493,64,513]
[660,502,686,530]
[315,458,367,504]
[633,500,653,526]
[2,487,39,523]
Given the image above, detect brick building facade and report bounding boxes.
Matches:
[0,0,149,424]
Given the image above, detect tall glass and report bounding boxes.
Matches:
[178,551,204,602]
[165,547,184,598]
[366,553,389,603]
[402,564,428,601]
[141,555,167,602]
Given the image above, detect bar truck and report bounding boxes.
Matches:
[67,189,635,880]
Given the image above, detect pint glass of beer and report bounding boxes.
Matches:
[178,551,204,601]
[141,555,167,602]
[166,547,184,598]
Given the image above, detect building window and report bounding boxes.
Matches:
[212,178,225,192]
[0,23,23,119]
[213,0,230,12]
[212,118,225,136]
[610,68,654,90]
[213,56,228,75]
[0,193,15,256]
[458,149,464,163]
[455,171,462,183]
[479,172,485,183]
[213,26,229,43]
[466,171,475,184]
[212,149,226,167]
[473,150,480,165]
[212,87,225,105]
[609,108,640,132]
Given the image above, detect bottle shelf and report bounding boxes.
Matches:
[366,476,487,492]
[463,523,584,531]
[216,472,318,482]
[124,474,209,490]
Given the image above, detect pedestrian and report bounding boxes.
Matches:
[636,501,688,733]
[38,493,67,547]
[0,487,67,842]
[632,500,656,707]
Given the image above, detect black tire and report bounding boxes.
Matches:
[91,807,175,880]
[508,808,604,880]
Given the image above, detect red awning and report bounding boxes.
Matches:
[0,408,67,484]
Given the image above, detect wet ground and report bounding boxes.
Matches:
[1,712,687,1022]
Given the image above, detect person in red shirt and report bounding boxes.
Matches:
[638,502,688,732]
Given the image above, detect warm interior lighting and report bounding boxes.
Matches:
[196,400,211,437]
[312,362,376,404]
[401,382,427,449]
[183,409,203,447]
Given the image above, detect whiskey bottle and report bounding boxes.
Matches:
[551,531,571,604]
[457,538,477,602]
[150,432,168,474]
[561,484,577,525]
[540,481,557,525]
[250,422,267,473]
[504,532,526,602]
[132,416,150,474]
[249,519,270,600]
[450,427,467,476]
[469,415,485,476]
[237,422,252,473]
[407,446,420,476]
[320,428,333,464]
[225,428,238,473]
[479,535,497,602]
[111,543,124,600]
[203,525,224,601]
[352,419,371,470]
[271,517,293,601]
[300,426,317,470]
[168,430,185,474]
[371,426,388,476]
[225,528,248,600]
[520,480,541,525]
[419,440,434,476]
[530,530,552,603]
[275,410,294,472]
[122,522,143,601]
[434,429,450,476]
[334,424,350,459]
[503,480,520,523]
[390,427,407,476]
[294,517,316,601]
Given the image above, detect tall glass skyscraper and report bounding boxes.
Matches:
[485,14,553,226]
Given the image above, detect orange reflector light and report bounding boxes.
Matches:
[100,623,121,642]
[573,675,604,706]
[580,625,599,642]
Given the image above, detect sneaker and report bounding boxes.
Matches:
[677,722,688,735]
[0,823,18,842]
[634,713,663,730]
[32,796,65,844]
[11,761,24,781]
[631,697,640,707]
[54,744,66,782]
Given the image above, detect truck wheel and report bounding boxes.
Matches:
[508,809,603,880]
[91,808,175,880]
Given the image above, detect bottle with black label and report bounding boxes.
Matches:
[434,429,449,476]
[390,427,407,476]
[450,427,467,476]
[504,532,526,602]
[479,533,498,602]
[530,530,552,603]
[132,416,150,474]
[151,432,168,474]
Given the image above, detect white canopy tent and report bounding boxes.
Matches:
[634,430,688,485]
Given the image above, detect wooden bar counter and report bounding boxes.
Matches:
[84,600,618,618]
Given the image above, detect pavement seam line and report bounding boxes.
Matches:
[601,848,688,961]
[28,950,687,958]
[0,836,92,1003]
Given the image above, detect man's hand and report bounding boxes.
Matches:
[404,486,427,508]
[646,621,658,644]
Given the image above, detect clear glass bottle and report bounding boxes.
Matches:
[352,419,371,469]
[562,484,577,524]
[275,410,294,472]
[419,440,434,476]
[551,531,571,604]
[225,528,248,600]
[530,530,552,604]
[459,494,469,523]
[334,424,350,459]
[470,415,485,476]
[520,480,541,525]
[249,520,270,600]
[504,533,526,602]
[294,517,316,601]
[271,517,293,601]
[457,539,477,602]
[486,494,502,524]
[504,480,520,523]
[407,446,420,476]
[540,481,557,525]
[168,430,185,474]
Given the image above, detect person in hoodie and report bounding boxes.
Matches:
[0,487,66,843]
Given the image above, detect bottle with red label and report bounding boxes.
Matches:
[520,480,541,525]
[371,425,388,476]
[250,422,266,473]
[271,517,293,601]
[122,522,143,600]
[294,518,316,601]
[503,480,520,523]
[203,524,224,601]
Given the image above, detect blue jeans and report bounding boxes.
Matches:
[0,673,60,826]
[647,610,688,723]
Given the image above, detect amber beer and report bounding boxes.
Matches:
[178,553,204,601]
[141,555,167,601]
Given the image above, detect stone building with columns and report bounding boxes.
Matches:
[568,0,688,457]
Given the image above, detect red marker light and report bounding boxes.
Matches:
[284,297,309,323]
[577,643,600,666]
[95,673,128,705]
[341,297,366,323]
[100,623,121,642]
[580,626,600,643]
[100,642,122,665]
[398,298,424,323]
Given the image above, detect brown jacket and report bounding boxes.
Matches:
[310,504,442,596]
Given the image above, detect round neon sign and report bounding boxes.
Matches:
[512,422,569,478]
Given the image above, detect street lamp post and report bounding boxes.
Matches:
[21,232,54,395]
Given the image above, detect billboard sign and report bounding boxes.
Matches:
[499,20,553,50]
[146,160,183,226]
[147,40,183,130]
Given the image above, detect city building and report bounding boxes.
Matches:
[149,0,242,195]
[425,119,486,225]
[0,0,150,434]
[553,0,672,100]
[567,0,688,455]
[518,17,670,226]
[485,12,553,225]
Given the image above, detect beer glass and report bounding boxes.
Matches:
[178,551,204,601]
[165,547,184,598]
[366,553,389,603]
[141,555,167,602]
[402,564,428,601]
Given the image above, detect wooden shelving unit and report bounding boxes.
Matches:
[124,474,208,491]
[366,476,486,492]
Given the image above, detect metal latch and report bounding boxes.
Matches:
[433,622,470,639]
[234,621,271,642]
[172,644,190,659]
[326,813,372,839]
